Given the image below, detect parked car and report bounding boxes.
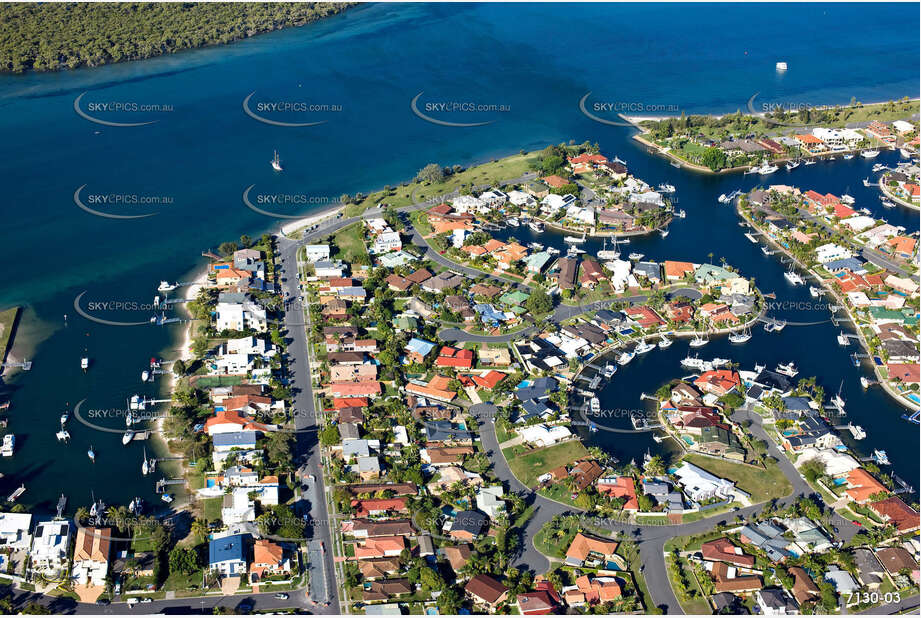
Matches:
[274,593,289,600]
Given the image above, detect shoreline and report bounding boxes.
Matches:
[735,199,918,411]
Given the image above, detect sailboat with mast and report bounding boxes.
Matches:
[271,150,283,172]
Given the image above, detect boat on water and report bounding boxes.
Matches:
[728,329,752,344]
[602,364,617,379]
[761,246,775,256]
[1,434,15,457]
[670,160,681,168]
[122,430,135,446]
[840,194,855,204]
[658,336,673,349]
[804,159,816,166]
[771,320,787,332]
[141,370,150,382]
[597,237,620,260]
[881,200,895,209]
[831,394,846,410]
[849,425,866,440]
[81,356,89,371]
[7,485,25,503]
[860,150,880,159]
[758,163,779,175]
[689,334,709,348]
[129,497,143,515]
[658,183,676,193]
[635,341,655,354]
[659,229,669,238]
[546,246,560,255]
[60,411,69,425]
[776,362,799,377]
[900,148,913,158]
[617,351,635,365]
[680,354,704,369]
[87,445,96,462]
[776,61,788,71]
[837,332,850,346]
[564,233,586,244]
[827,155,837,161]
[784,269,804,285]
[528,242,544,250]
[843,154,854,160]
[271,150,283,171]
[710,357,730,367]
[785,160,800,171]
[718,193,729,204]
[860,376,872,389]
[859,207,872,215]
[628,252,644,261]
[673,209,686,218]
[528,220,544,232]
[161,493,174,504]
[809,286,823,298]
[56,429,71,442]
[157,281,177,292]
[590,397,601,413]
[872,450,890,465]
[129,395,146,411]
[566,246,585,256]
[507,217,520,227]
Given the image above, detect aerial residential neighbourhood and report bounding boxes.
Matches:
[0,2,918,616]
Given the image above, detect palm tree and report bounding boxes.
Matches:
[191,518,208,541]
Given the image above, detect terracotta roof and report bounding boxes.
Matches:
[565,532,618,563]
[253,539,284,566]
[701,538,755,568]
[869,496,920,532]
[845,468,889,503]
[73,527,112,563]
[466,574,508,604]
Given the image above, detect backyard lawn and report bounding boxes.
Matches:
[684,454,792,503]
[506,440,589,487]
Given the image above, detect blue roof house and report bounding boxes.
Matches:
[209,533,250,576]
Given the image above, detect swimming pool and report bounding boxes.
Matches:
[681,435,695,446]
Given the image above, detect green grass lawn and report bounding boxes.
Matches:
[533,517,580,559]
[683,454,792,503]
[667,556,713,615]
[332,223,369,263]
[202,496,223,522]
[506,440,589,487]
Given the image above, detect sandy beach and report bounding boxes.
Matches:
[279,204,345,237]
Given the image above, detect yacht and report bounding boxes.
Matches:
[849,425,866,440]
[635,341,655,354]
[597,238,621,260]
[900,147,913,158]
[710,357,730,368]
[843,153,854,160]
[872,450,890,465]
[803,159,817,166]
[680,354,704,369]
[1,434,15,457]
[674,209,686,218]
[628,252,644,261]
[658,336,673,349]
[758,163,779,175]
[590,397,601,413]
[785,160,800,171]
[56,429,70,442]
[161,493,174,504]
[528,220,544,232]
[776,362,799,377]
[141,370,150,382]
[772,320,787,332]
[122,430,135,446]
[860,376,872,389]
[602,364,617,379]
[60,411,69,425]
[507,217,520,227]
[567,246,585,255]
[157,281,177,292]
[840,194,855,204]
[658,183,676,193]
[809,286,823,298]
[87,445,96,462]
[142,447,155,476]
[728,329,752,344]
[659,229,669,238]
[617,351,635,365]
[784,269,804,285]
[271,150,283,171]
[860,150,880,158]
[828,155,837,161]
[564,233,586,244]
[528,242,544,251]
[761,246,775,256]
[81,356,89,371]
[881,200,895,209]
[776,61,788,71]
[546,246,560,255]
[718,193,729,204]
[831,393,846,410]
[689,334,709,348]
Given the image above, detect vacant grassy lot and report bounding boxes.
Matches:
[332,223,368,263]
[684,454,792,503]
[506,439,589,487]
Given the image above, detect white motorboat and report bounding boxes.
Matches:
[689,334,709,348]
[776,61,788,71]
[1,434,15,457]
[860,150,880,158]
[809,286,822,298]
[804,159,816,166]
[141,370,150,382]
[837,333,850,346]
[840,194,855,204]
[873,450,890,465]
[900,148,912,158]
[718,193,729,204]
[881,200,895,209]
[157,281,177,292]
[776,362,799,377]
[507,217,520,227]
[546,246,560,255]
[658,336,673,349]
[859,376,871,389]
[122,430,135,445]
[849,425,866,440]
[785,160,800,171]
[761,246,775,256]
[56,430,71,442]
[617,351,635,365]
[843,154,854,160]
[602,364,617,379]
[628,252,644,261]
[564,234,586,244]
[728,329,752,344]
[680,354,704,369]
[528,242,544,250]
[271,150,283,171]
[129,395,145,411]
[772,320,787,332]
[590,397,601,413]
[659,229,669,238]
[87,445,96,462]
[784,269,804,285]
[81,356,89,371]
[670,160,681,168]
[528,221,544,232]
[161,493,174,504]
[758,164,779,175]
[60,412,69,425]
[635,341,655,354]
[710,357,730,368]
[567,246,585,255]
[674,209,686,218]
[658,183,676,193]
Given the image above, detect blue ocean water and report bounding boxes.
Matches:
[0,2,917,510]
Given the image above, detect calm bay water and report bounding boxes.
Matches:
[0,2,917,511]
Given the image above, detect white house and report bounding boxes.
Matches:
[451,228,470,248]
[222,488,256,525]
[0,512,32,550]
[892,120,915,134]
[814,243,853,264]
[519,424,572,448]
[372,231,402,254]
[30,519,72,575]
[565,204,595,226]
[840,215,877,233]
[303,245,331,263]
[451,194,484,213]
[507,190,536,207]
[215,301,267,333]
[475,486,506,519]
[314,261,345,278]
[541,193,577,213]
[672,462,735,502]
[795,447,859,478]
[605,259,633,292]
[224,336,275,358]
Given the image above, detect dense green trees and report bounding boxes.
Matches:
[0,3,352,73]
